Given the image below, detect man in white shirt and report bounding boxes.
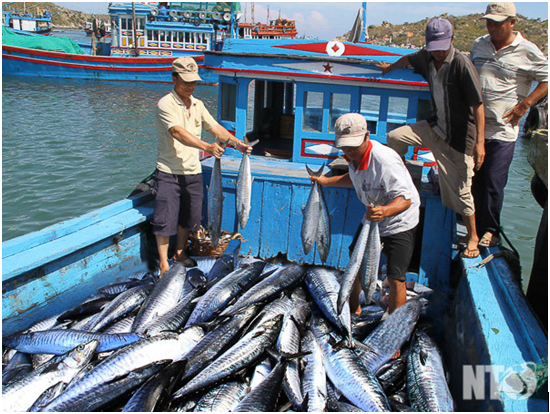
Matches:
[311,113,420,315]
[470,2,548,247]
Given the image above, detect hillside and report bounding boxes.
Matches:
[2,2,108,28]
[341,13,548,55]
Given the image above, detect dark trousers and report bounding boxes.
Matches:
[472,139,516,236]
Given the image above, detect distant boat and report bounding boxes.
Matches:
[238,18,298,39]
[2,7,52,35]
[2,2,243,83]
[84,19,112,38]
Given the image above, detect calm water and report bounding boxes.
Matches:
[2,73,542,289]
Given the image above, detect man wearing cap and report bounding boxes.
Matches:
[376,18,485,259]
[470,2,548,248]
[311,113,420,315]
[153,56,251,275]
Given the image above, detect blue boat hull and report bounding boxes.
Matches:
[2,45,218,83]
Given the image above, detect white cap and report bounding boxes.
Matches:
[334,113,368,147]
[172,57,202,82]
[482,2,516,22]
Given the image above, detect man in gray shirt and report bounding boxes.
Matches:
[377,18,485,258]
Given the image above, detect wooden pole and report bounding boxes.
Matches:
[132,2,139,56]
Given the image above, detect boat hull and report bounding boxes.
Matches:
[2,45,217,83]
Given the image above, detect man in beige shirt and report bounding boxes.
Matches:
[153,57,251,275]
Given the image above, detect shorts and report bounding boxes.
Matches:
[349,224,417,282]
[151,170,203,236]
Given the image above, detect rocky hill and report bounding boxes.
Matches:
[2,2,108,28]
[341,13,548,55]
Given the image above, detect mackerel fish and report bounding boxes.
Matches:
[316,178,331,263]
[302,164,324,255]
[301,330,327,412]
[235,137,258,229]
[359,220,381,304]
[193,381,248,412]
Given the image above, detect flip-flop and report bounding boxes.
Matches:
[461,247,480,259]
[479,233,500,247]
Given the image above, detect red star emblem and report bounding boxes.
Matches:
[323,63,333,73]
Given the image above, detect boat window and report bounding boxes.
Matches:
[360,94,381,135]
[304,92,324,133]
[121,18,127,30]
[127,18,133,30]
[247,80,256,133]
[178,31,184,43]
[221,83,237,122]
[386,96,408,133]
[329,93,351,132]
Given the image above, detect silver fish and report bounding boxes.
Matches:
[193,381,248,412]
[207,156,224,248]
[302,164,324,255]
[407,330,454,412]
[359,221,381,305]
[3,340,98,413]
[41,327,203,412]
[310,312,391,412]
[301,330,327,412]
[131,262,187,334]
[316,180,331,263]
[359,299,421,373]
[235,137,258,229]
[305,267,352,341]
[338,219,371,314]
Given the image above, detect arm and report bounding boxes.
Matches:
[376,55,410,76]
[311,173,353,188]
[207,124,252,155]
[367,196,412,222]
[502,82,548,127]
[169,125,225,159]
[472,102,485,171]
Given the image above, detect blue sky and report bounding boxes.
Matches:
[56,2,549,40]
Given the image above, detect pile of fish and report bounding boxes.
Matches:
[2,240,454,412]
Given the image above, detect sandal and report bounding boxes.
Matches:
[461,247,480,259]
[479,232,500,248]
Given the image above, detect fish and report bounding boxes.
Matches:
[121,361,185,412]
[310,312,391,412]
[316,178,332,263]
[185,260,266,326]
[41,327,204,412]
[131,262,187,334]
[81,284,152,332]
[233,359,288,412]
[2,351,33,385]
[338,219,371,314]
[220,263,305,317]
[406,330,454,412]
[172,314,283,399]
[193,380,248,412]
[206,238,240,283]
[359,298,421,373]
[207,155,224,248]
[2,329,142,355]
[2,340,98,412]
[302,164,324,255]
[249,357,273,390]
[359,221,381,305]
[235,136,258,229]
[301,330,327,412]
[305,266,352,341]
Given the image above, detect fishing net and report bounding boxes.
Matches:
[2,26,84,54]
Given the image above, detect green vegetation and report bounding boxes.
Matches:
[344,13,548,54]
[1,2,108,28]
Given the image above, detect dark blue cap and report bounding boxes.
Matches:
[425,18,453,51]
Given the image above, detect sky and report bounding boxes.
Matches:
[55,1,549,40]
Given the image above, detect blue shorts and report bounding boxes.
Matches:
[151,170,203,236]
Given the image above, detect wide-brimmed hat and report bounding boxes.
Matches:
[425,18,453,51]
[334,113,368,148]
[482,2,516,22]
[172,57,202,82]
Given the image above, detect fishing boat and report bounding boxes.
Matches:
[2,2,242,83]
[84,19,112,38]
[2,35,547,411]
[2,6,52,35]
[238,18,298,39]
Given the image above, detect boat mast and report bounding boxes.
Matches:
[132,2,139,56]
[360,2,367,41]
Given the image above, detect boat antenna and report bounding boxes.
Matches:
[267,5,269,24]
[251,2,255,23]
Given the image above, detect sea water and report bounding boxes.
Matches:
[1,68,543,291]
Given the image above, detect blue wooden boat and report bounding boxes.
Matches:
[3,38,547,411]
[2,6,52,35]
[2,2,242,83]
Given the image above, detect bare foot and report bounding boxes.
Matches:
[159,260,170,278]
[462,238,480,259]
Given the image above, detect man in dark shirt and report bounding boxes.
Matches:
[377,18,485,258]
